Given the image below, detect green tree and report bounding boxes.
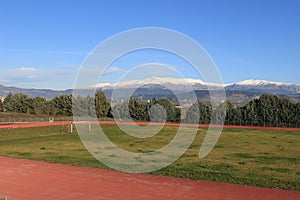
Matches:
[48,101,58,116]
[32,96,47,115]
[157,99,180,122]
[185,101,212,124]
[112,102,131,121]
[52,94,73,116]
[3,92,14,112]
[225,100,241,125]
[211,102,226,125]
[185,102,200,124]
[227,107,242,125]
[295,103,300,127]
[128,97,148,121]
[0,97,3,112]
[15,93,32,113]
[95,89,111,118]
[149,103,167,122]
[241,99,259,126]
[3,93,32,113]
[73,95,96,117]
[278,97,293,127]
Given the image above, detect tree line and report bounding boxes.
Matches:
[185,94,300,127]
[1,92,73,116]
[0,91,299,127]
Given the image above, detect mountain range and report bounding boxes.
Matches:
[1,78,300,105]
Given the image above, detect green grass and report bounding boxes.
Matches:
[0,125,299,191]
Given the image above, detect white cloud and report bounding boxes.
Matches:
[16,67,36,71]
[103,67,122,75]
[0,79,11,83]
[0,66,77,89]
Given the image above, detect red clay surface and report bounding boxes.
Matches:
[0,156,299,200]
[0,121,300,131]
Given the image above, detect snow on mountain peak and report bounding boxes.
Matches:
[89,77,298,90]
[235,79,287,86]
[89,77,226,89]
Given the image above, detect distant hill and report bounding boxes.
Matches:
[0,84,69,99]
[1,78,300,105]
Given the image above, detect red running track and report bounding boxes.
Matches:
[0,157,299,200]
[0,122,73,129]
[0,121,299,131]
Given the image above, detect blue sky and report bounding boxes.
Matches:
[0,0,299,89]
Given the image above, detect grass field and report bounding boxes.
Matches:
[0,124,299,191]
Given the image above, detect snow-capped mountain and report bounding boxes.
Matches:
[234,79,288,86]
[1,78,299,105]
[225,79,300,94]
[89,77,300,94]
[89,77,228,91]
